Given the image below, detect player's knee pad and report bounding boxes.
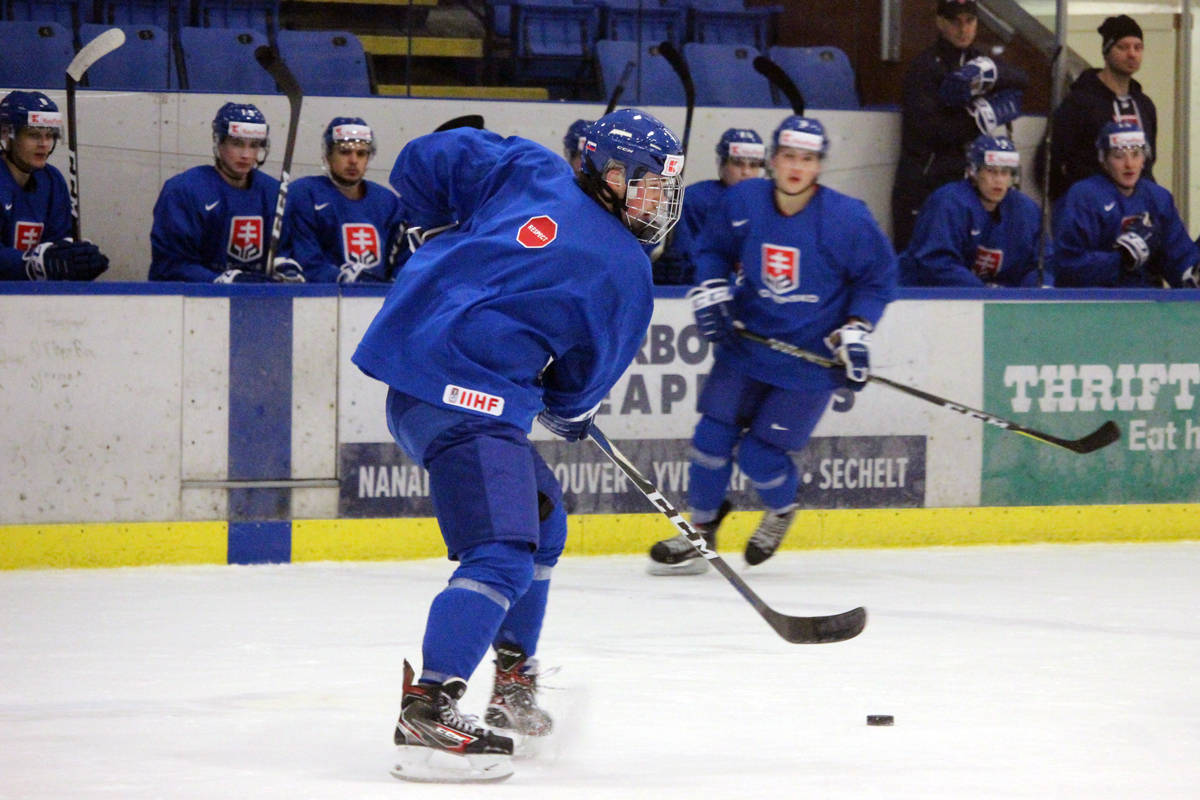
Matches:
[737,433,796,489]
[451,540,535,609]
[691,415,741,467]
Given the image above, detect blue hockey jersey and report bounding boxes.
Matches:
[0,161,71,280]
[694,178,897,390]
[277,175,403,282]
[1054,174,1200,288]
[352,128,654,430]
[900,179,1049,287]
[149,165,280,281]
[655,178,725,284]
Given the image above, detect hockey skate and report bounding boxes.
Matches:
[647,500,731,575]
[391,660,514,784]
[744,505,798,566]
[485,644,552,756]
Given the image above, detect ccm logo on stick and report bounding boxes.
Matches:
[443,384,505,416]
[517,215,557,248]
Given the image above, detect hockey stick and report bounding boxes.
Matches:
[736,328,1120,454]
[254,45,302,278]
[656,41,694,155]
[588,425,867,644]
[604,59,637,115]
[752,55,805,115]
[65,27,125,240]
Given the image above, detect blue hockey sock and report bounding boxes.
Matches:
[738,434,799,511]
[688,416,739,519]
[495,567,552,658]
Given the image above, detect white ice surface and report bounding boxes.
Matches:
[2,542,1198,799]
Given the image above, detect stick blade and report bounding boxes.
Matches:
[1068,420,1121,454]
[254,45,301,98]
[67,27,126,81]
[771,606,867,644]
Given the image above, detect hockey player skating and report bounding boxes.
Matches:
[649,116,896,575]
[149,103,303,283]
[352,109,684,782]
[655,128,765,285]
[900,134,1049,287]
[1,90,108,281]
[1053,121,1199,289]
[276,117,402,282]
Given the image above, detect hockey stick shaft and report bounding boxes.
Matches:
[656,41,693,155]
[604,59,637,115]
[588,425,866,644]
[254,46,303,277]
[752,55,805,115]
[64,28,125,241]
[736,328,1120,454]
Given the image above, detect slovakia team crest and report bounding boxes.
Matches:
[973,246,1003,279]
[227,215,264,263]
[762,243,800,294]
[342,223,381,266]
[517,215,557,248]
[13,221,44,251]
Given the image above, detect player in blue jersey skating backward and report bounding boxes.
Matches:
[0,90,108,282]
[648,115,897,575]
[149,102,303,283]
[900,134,1050,287]
[276,117,403,283]
[352,109,685,783]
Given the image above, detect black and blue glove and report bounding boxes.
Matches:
[23,239,109,281]
[824,320,872,392]
[687,278,734,344]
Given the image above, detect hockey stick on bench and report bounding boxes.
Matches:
[736,328,1121,455]
[254,45,302,278]
[65,27,126,240]
[588,425,867,645]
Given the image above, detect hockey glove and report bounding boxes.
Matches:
[537,407,596,442]
[337,261,388,284]
[23,239,109,281]
[1182,264,1200,288]
[969,89,1022,134]
[824,320,872,391]
[687,278,734,344]
[1114,216,1156,272]
[271,258,306,283]
[403,220,459,254]
[214,268,269,284]
[939,56,998,106]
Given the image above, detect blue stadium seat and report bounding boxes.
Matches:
[595,39,685,106]
[601,0,687,48]
[78,23,174,90]
[94,1,177,30]
[0,21,75,88]
[766,45,859,110]
[195,0,279,35]
[275,30,371,97]
[687,0,777,50]
[683,42,772,107]
[178,26,276,93]
[510,0,601,87]
[6,1,85,31]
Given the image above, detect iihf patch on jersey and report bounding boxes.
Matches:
[443,384,505,416]
[762,243,800,294]
[227,215,264,262]
[973,245,1003,279]
[342,223,381,265]
[13,221,44,251]
[517,216,557,249]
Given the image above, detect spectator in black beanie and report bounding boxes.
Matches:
[1045,14,1157,203]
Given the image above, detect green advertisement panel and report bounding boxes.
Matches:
[983,302,1200,505]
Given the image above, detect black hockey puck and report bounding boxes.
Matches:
[866,715,894,726]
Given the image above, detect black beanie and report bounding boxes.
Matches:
[1098,15,1143,54]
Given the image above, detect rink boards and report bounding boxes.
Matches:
[2,284,1199,567]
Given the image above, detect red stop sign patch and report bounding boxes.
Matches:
[517,215,557,248]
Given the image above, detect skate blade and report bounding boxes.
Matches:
[390,745,513,784]
[647,557,710,576]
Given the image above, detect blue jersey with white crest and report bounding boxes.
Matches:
[0,161,70,280]
[149,165,279,281]
[352,128,653,431]
[693,178,897,390]
[278,175,403,282]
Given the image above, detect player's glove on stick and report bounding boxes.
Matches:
[537,408,596,441]
[337,261,387,284]
[214,268,270,284]
[687,278,734,343]
[969,89,1022,134]
[271,257,306,283]
[824,320,872,391]
[1114,215,1156,272]
[1181,264,1200,288]
[23,239,109,281]
[939,56,998,106]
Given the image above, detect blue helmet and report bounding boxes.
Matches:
[966,134,1019,173]
[771,115,828,157]
[562,118,592,158]
[1095,120,1149,160]
[0,90,62,152]
[716,128,764,162]
[212,102,269,165]
[322,116,376,157]
[580,108,685,245]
